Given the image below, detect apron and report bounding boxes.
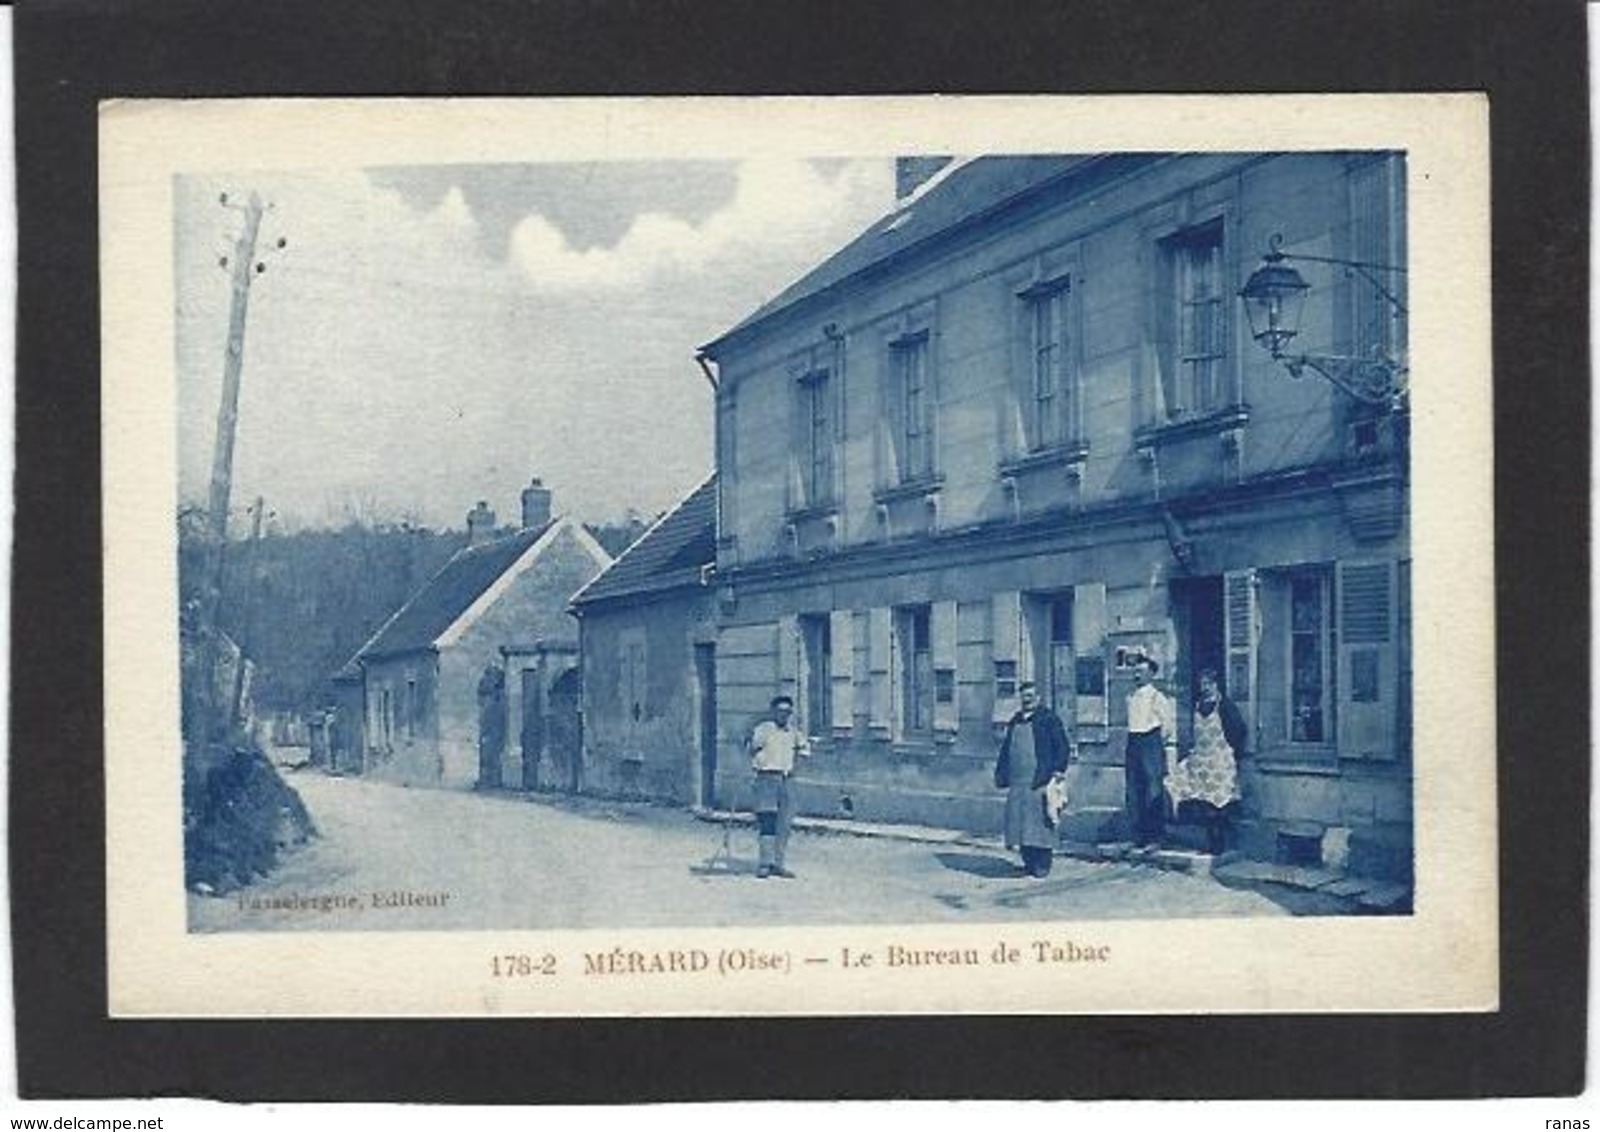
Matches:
[1165,704,1240,809]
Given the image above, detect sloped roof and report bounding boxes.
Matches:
[703,155,1114,355]
[358,521,555,660]
[571,475,717,608]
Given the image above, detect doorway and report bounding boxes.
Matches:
[520,669,544,790]
[1170,575,1225,750]
[546,666,583,793]
[694,643,717,808]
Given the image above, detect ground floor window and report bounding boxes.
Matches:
[897,605,932,738]
[1289,570,1334,744]
[801,613,832,737]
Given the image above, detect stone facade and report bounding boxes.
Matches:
[702,153,1411,879]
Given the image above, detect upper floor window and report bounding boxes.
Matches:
[1349,156,1407,361]
[893,333,934,483]
[1026,281,1076,451]
[797,368,834,508]
[1156,218,1228,420]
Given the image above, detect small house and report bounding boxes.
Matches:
[350,479,611,789]
[569,474,719,804]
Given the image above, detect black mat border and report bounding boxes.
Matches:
[11,0,1589,1102]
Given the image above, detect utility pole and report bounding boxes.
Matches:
[226,495,267,733]
[192,191,286,753]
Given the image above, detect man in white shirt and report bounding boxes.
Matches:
[1124,655,1177,849]
[748,694,810,879]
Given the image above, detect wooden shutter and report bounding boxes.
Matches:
[1073,582,1108,727]
[1338,560,1398,760]
[1224,570,1257,708]
[829,610,855,738]
[867,607,893,739]
[931,600,959,736]
[991,591,1021,723]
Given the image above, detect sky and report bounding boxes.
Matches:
[175,158,896,532]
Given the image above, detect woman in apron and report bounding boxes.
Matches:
[1165,668,1247,854]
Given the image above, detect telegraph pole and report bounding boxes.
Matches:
[226,495,267,732]
[193,191,285,751]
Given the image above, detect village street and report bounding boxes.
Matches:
[188,766,1293,932]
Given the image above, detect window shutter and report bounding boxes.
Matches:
[829,610,855,738]
[1223,570,1258,707]
[1254,573,1287,752]
[867,607,893,739]
[931,600,958,736]
[991,592,1021,723]
[1337,560,1398,760]
[1073,582,1108,727]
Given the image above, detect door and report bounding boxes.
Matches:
[520,668,544,790]
[476,665,506,789]
[546,666,583,794]
[694,643,717,808]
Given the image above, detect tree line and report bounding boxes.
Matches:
[178,510,646,715]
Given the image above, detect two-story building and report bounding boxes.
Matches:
[698,153,1411,880]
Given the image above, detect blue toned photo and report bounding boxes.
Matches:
[178,150,1413,933]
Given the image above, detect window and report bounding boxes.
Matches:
[405,677,417,739]
[893,334,934,482]
[801,614,832,736]
[897,605,933,737]
[1157,219,1227,419]
[1026,282,1075,450]
[799,368,834,508]
[994,659,1018,701]
[1349,156,1406,362]
[1045,594,1074,718]
[1288,570,1335,744]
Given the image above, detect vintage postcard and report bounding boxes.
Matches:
[100,94,1494,1017]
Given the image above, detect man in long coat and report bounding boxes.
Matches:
[994,682,1073,877]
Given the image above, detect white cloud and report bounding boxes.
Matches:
[508,158,892,292]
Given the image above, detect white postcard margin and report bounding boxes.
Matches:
[100,94,1495,1017]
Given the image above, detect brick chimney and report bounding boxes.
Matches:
[895,156,953,203]
[466,501,497,547]
[520,476,553,530]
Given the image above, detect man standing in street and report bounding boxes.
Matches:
[748,694,810,879]
[1124,655,1177,849]
[994,681,1074,877]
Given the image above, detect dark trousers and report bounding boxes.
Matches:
[1125,729,1167,845]
[1021,845,1053,877]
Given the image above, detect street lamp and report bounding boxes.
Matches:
[1239,233,1408,409]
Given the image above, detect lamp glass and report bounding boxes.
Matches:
[1239,259,1310,358]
